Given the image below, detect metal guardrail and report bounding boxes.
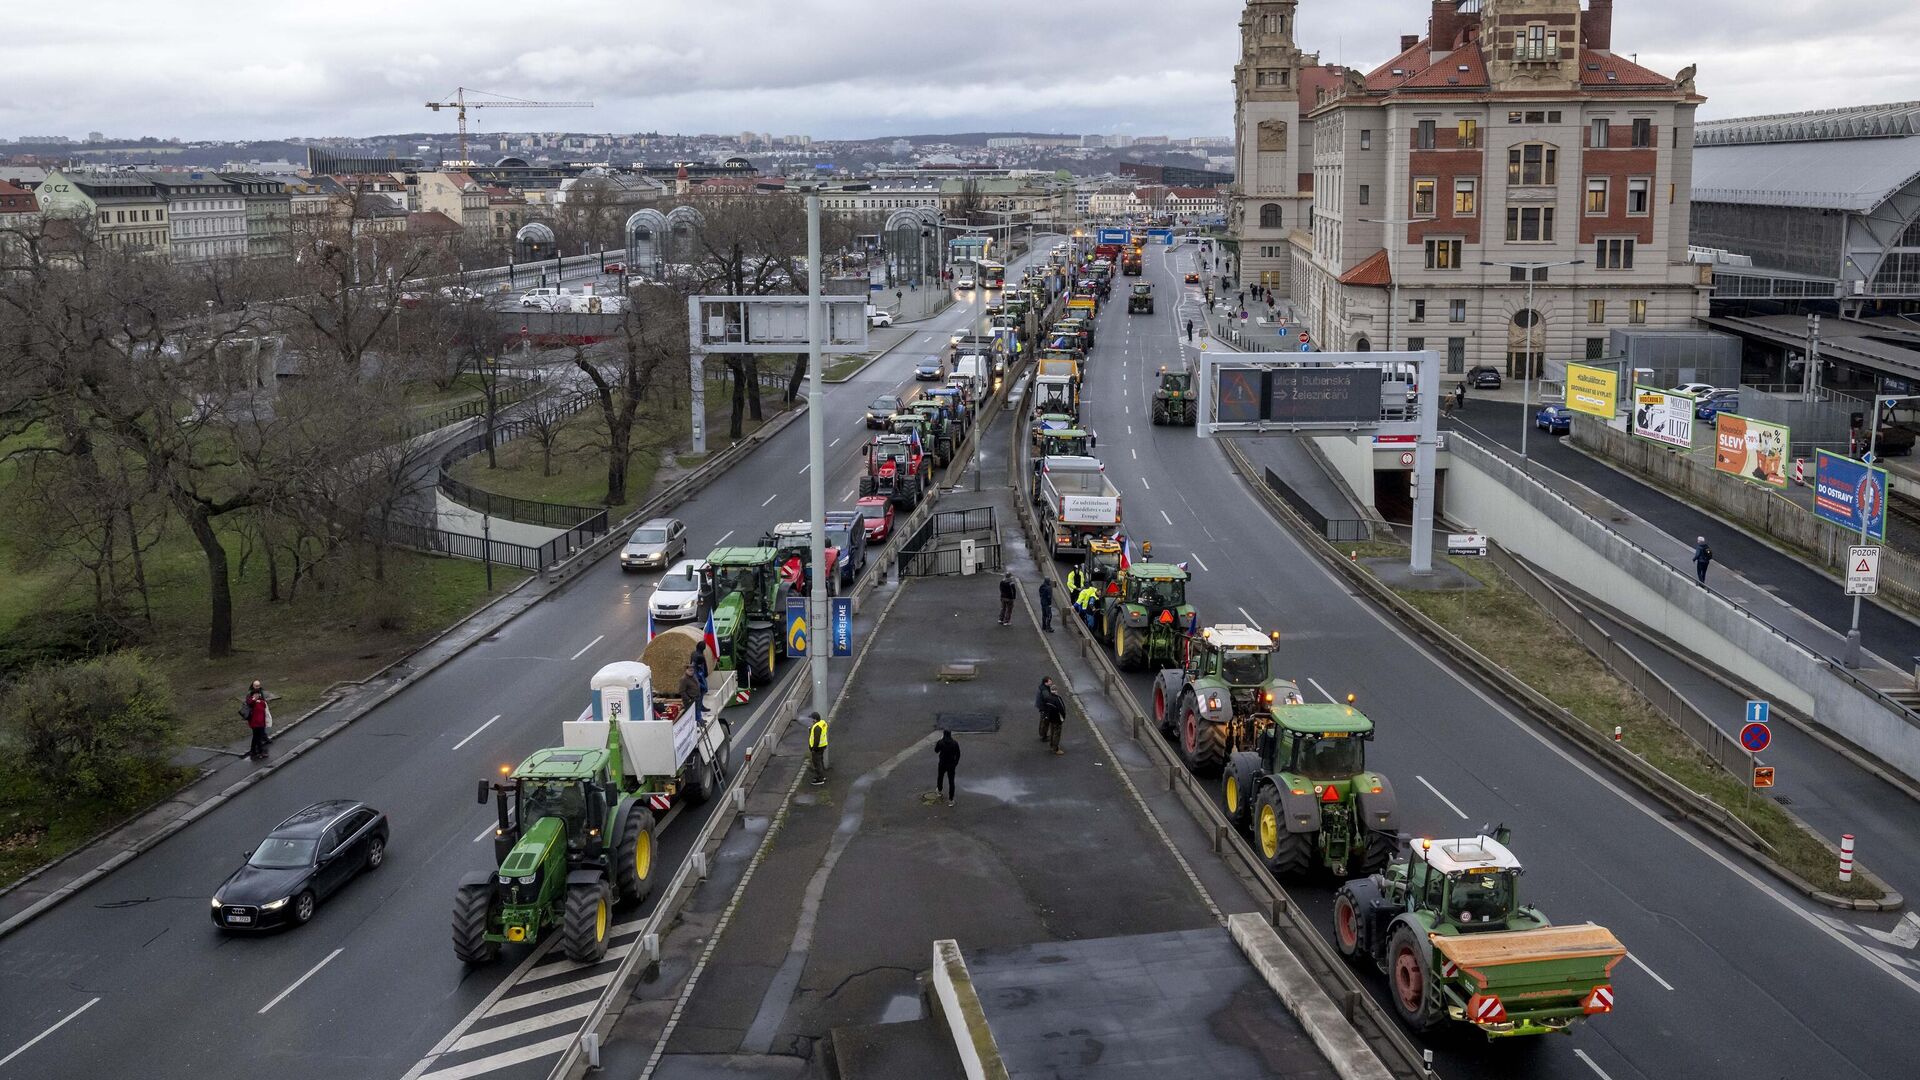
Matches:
[1261,467,1371,543]
[1004,378,1433,1080]
[898,506,1003,577]
[381,517,545,572]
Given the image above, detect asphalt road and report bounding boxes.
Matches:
[1057,242,1918,1080]
[0,248,1048,1080]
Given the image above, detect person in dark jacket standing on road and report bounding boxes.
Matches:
[1035,677,1055,741]
[1040,683,1067,756]
[1038,578,1055,632]
[242,680,270,760]
[679,664,705,726]
[999,572,1017,625]
[1693,537,1714,585]
[1185,320,1194,343]
[934,729,961,806]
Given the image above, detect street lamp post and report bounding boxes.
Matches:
[804,191,830,717]
[1479,258,1585,458]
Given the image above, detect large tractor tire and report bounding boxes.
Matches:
[1179,696,1229,775]
[1151,400,1169,426]
[744,626,776,685]
[899,476,922,509]
[1388,924,1441,1032]
[562,880,613,964]
[1253,786,1314,876]
[452,882,499,965]
[1351,828,1397,877]
[1331,883,1367,961]
[1153,682,1176,737]
[611,801,657,905]
[1115,623,1147,671]
[1182,403,1198,427]
[1222,752,1260,831]
[858,475,877,497]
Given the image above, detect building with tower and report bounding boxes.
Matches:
[1290,0,1709,377]
[1228,0,1348,293]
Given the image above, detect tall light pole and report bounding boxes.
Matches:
[1480,258,1585,457]
[803,190,830,716]
[1359,216,1420,351]
[1844,394,1915,668]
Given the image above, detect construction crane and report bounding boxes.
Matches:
[425,87,594,167]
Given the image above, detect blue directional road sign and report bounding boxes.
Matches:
[786,597,809,658]
[1740,700,1772,753]
[1746,699,1771,726]
[830,598,853,658]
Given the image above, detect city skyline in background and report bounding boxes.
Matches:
[6,0,1918,144]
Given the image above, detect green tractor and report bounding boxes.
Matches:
[1151,623,1300,774]
[1226,699,1399,878]
[455,661,732,965]
[1152,365,1197,426]
[1127,282,1154,314]
[1096,563,1194,671]
[1333,827,1626,1037]
[700,547,788,685]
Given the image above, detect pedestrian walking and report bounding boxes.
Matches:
[808,711,830,785]
[999,572,1017,626]
[1185,320,1194,343]
[1040,684,1067,755]
[935,729,961,806]
[1455,382,1467,411]
[1038,578,1055,633]
[679,663,705,726]
[242,680,271,760]
[1692,537,1714,586]
[1035,677,1055,740]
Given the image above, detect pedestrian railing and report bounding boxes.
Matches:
[1261,466,1370,543]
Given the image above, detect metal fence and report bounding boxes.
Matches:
[436,393,604,532]
[382,517,546,572]
[402,381,538,442]
[1261,467,1370,543]
[897,506,1003,577]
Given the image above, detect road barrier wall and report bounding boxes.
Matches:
[1445,435,1920,786]
[1572,416,1920,608]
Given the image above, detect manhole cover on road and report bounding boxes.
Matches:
[936,712,1000,733]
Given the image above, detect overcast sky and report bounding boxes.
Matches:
[7,0,1918,143]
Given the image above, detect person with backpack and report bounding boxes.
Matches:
[1693,537,1714,585]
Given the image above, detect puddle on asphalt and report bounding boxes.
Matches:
[965,774,1034,803]
[878,994,923,1023]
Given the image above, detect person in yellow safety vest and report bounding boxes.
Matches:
[1075,584,1099,629]
[808,711,829,786]
[1065,567,1082,595]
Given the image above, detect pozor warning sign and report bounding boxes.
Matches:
[1848,546,1881,597]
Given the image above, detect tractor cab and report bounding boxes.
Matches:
[1158,366,1193,396]
[703,548,782,625]
[1187,624,1302,730]
[760,523,840,596]
[1101,563,1197,671]
[1036,427,1096,459]
[1402,830,1543,934]
[1083,539,1124,593]
[1256,701,1376,788]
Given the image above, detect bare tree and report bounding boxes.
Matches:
[573,284,682,506]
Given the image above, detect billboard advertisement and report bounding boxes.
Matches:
[1714,414,1790,488]
[1631,386,1695,448]
[1565,363,1619,419]
[1813,450,1888,539]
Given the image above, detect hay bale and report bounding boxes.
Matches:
[641,626,713,694]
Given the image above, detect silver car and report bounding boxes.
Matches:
[621,518,687,572]
[649,559,709,623]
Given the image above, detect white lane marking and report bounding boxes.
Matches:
[259,948,344,1014]
[0,997,99,1070]
[452,714,502,751]
[1627,951,1675,990]
[798,463,809,475]
[1239,607,1264,632]
[1572,1049,1615,1079]
[526,938,640,982]
[473,820,497,843]
[1131,448,1138,460]
[1305,677,1334,702]
[447,1001,598,1054]
[1415,775,1470,820]
[715,530,734,545]
[1160,509,1173,525]
[567,635,605,661]
[828,437,841,448]
[1190,553,1211,572]
[843,487,857,503]
[485,970,618,1014]
[761,493,778,507]
[417,1034,578,1080]
[1128,426,1133,435]
[1141,476,1151,490]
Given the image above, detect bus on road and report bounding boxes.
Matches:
[978,260,1006,290]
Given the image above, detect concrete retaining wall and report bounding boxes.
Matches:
[1571,417,1920,608]
[1312,435,1377,507]
[1445,436,1920,784]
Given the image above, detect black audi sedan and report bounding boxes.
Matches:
[212,800,389,930]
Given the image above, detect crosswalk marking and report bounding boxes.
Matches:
[448,1002,597,1054]
[484,969,617,1016]
[418,1035,579,1080]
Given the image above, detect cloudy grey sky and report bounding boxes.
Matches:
[6,0,1918,142]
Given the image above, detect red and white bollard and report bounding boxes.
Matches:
[1613,726,1623,743]
[1840,834,1856,883]
[1793,458,1807,486]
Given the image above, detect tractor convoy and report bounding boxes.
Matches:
[1016,235,1628,1043]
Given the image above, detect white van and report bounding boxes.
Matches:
[951,355,990,398]
[520,287,575,310]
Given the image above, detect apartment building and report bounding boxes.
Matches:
[144,172,246,260]
[35,169,170,254]
[219,173,292,259]
[1294,0,1708,375]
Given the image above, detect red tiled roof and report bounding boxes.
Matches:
[1339,249,1393,287]
[1166,187,1219,200]
[1579,49,1672,88]
[1365,38,1490,91]
[0,180,30,197]
[407,210,462,235]
[1298,65,1348,104]
[1365,39,1439,91]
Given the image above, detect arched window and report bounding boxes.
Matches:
[1260,203,1283,230]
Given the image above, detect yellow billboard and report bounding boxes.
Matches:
[1566,363,1618,419]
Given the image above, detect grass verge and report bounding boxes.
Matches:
[0,765,196,886]
[1363,540,1883,901]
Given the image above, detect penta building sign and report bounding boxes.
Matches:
[1207,364,1383,430]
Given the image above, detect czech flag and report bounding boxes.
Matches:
[1175,561,1190,573]
[1187,611,1200,635]
[909,426,922,453]
[702,611,720,660]
[1119,536,1134,572]
[646,609,657,643]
